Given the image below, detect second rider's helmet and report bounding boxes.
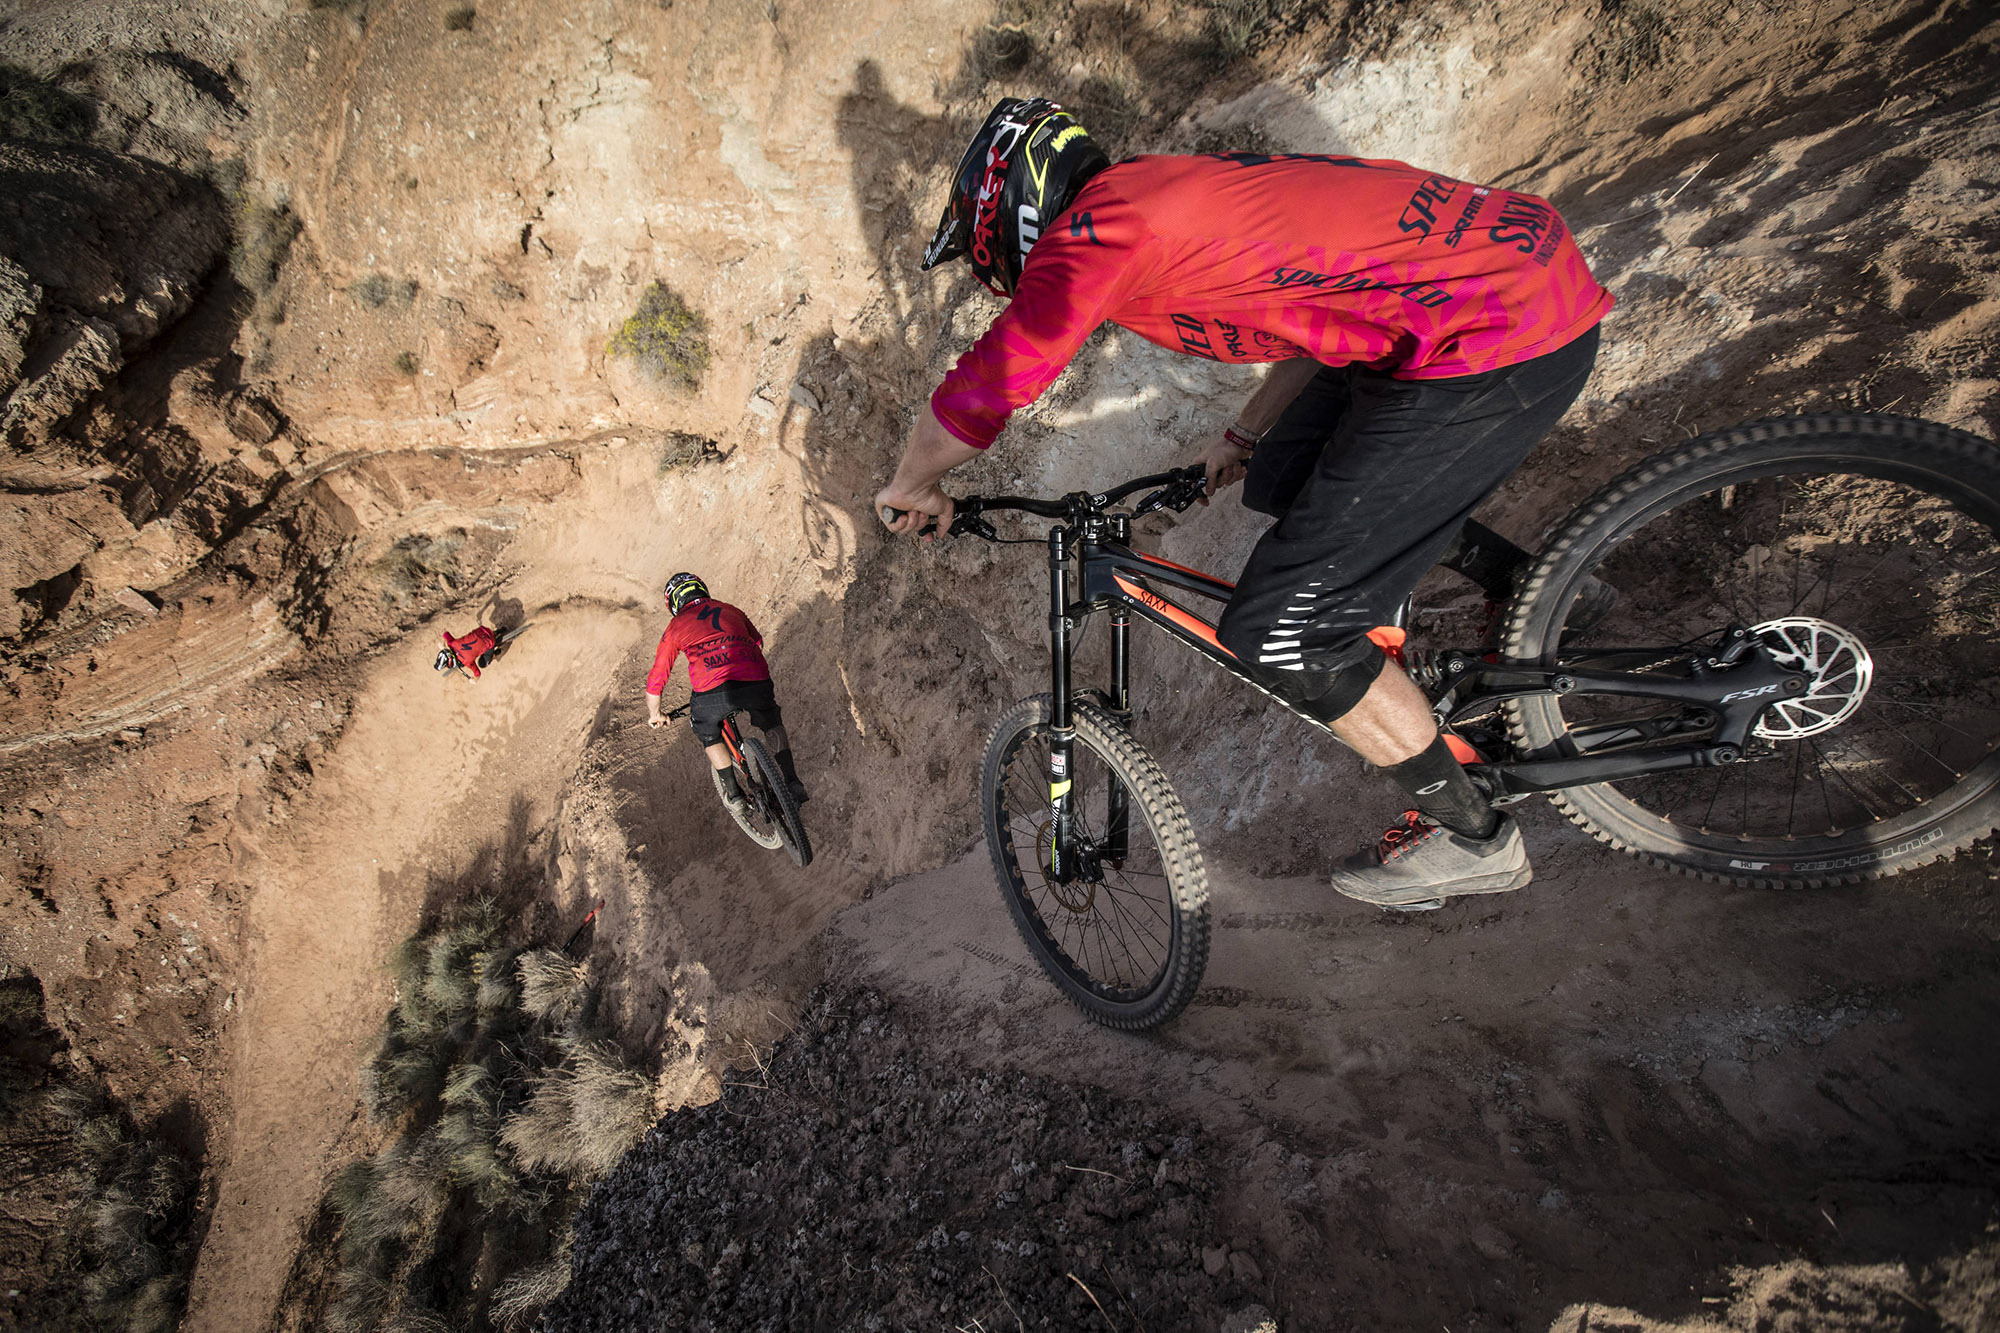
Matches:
[664,572,709,616]
[921,97,1110,297]
[433,647,457,673]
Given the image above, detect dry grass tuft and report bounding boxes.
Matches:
[490,1232,574,1329]
[499,1043,652,1178]
[515,949,588,1025]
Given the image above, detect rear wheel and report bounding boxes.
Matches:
[982,695,1208,1029]
[741,736,812,867]
[1502,414,2000,886]
[714,755,783,850]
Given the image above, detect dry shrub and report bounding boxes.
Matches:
[475,946,522,1013]
[515,949,587,1025]
[230,196,301,294]
[606,282,710,392]
[50,1084,198,1332]
[443,6,476,30]
[367,530,464,607]
[499,1043,652,1178]
[350,273,419,307]
[491,1231,574,1329]
[0,63,96,143]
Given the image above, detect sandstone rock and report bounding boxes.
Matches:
[788,381,821,413]
[111,586,159,617]
[226,394,283,445]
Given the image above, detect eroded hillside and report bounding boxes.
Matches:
[0,0,1995,1329]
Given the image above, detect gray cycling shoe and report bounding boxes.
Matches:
[1330,811,1532,911]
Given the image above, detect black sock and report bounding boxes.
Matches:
[1384,737,1499,839]
[1439,519,1532,601]
[716,767,744,800]
[774,748,801,785]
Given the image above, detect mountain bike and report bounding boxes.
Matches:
[892,414,2000,1029]
[664,703,813,867]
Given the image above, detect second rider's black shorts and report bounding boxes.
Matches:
[689,678,783,745]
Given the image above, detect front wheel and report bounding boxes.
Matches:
[981,695,1208,1029]
[1502,414,2000,886]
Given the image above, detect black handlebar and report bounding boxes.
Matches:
[881,465,1209,542]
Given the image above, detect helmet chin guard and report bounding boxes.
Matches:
[923,97,1109,296]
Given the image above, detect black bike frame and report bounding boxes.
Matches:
[1036,513,1811,877]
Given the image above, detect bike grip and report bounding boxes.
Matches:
[880,505,938,537]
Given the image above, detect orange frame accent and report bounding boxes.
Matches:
[1113,575,1236,657]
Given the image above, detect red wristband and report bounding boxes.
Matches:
[1222,426,1261,452]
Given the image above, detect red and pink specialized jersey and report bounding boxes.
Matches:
[931,152,1614,448]
[646,598,771,695]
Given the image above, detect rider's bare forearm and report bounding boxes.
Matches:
[1233,358,1323,437]
[890,408,983,496]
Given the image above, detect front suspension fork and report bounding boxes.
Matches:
[1047,526,1079,882]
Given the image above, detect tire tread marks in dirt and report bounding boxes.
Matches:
[546,987,1267,1333]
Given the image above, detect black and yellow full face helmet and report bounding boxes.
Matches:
[665,572,709,616]
[922,97,1110,297]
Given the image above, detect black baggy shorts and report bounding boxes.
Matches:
[689,678,783,745]
[1217,324,1600,683]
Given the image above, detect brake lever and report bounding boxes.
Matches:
[1132,472,1209,518]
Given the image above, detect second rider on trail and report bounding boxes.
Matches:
[645,573,809,813]
[875,98,1614,910]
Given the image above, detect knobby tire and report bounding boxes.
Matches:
[981,695,1208,1029]
[1501,413,2000,887]
[742,736,813,867]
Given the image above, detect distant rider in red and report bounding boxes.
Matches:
[645,573,808,809]
[436,626,498,679]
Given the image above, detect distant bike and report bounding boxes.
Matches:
[665,702,813,867]
[893,414,2000,1029]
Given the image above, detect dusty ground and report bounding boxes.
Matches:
[0,0,1995,1328]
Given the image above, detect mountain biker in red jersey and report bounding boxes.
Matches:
[436,625,499,679]
[645,573,808,810]
[875,98,1614,910]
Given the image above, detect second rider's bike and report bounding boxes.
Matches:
[665,703,813,868]
[899,414,2000,1030]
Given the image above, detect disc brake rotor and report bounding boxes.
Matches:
[1034,817,1099,913]
[1749,616,1874,740]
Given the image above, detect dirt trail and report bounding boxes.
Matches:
[828,817,2000,1327]
[182,602,639,1331]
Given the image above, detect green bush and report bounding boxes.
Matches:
[606,282,710,392]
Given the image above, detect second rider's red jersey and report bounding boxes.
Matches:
[647,598,771,695]
[931,152,1614,448]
